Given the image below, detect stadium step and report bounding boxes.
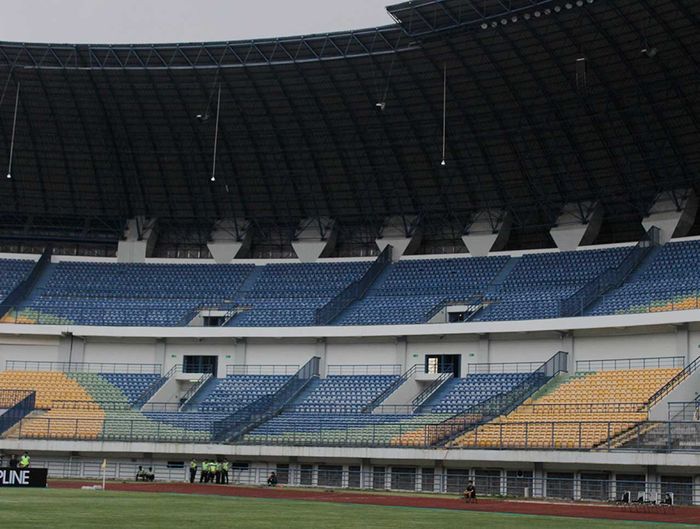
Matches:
[237,266,266,293]
[180,376,221,411]
[328,262,396,324]
[6,255,56,312]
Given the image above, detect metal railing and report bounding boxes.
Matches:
[326,364,402,376]
[467,361,546,374]
[646,354,700,408]
[315,245,392,325]
[576,356,685,372]
[361,364,420,412]
[21,459,700,505]
[0,247,50,320]
[412,371,453,410]
[226,365,299,376]
[0,389,35,435]
[132,365,178,409]
[0,307,214,327]
[418,351,569,445]
[559,227,660,317]
[178,372,213,411]
[423,294,484,323]
[667,401,699,421]
[212,356,321,442]
[5,360,162,374]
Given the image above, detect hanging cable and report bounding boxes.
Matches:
[210,83,221,182]
[441,64,447,166]
[7,81,20,179]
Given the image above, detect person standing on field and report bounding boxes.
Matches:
[189,459,197,484]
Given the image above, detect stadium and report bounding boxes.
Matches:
[0,0,700,526]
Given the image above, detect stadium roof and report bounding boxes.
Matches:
[0,0,697,247]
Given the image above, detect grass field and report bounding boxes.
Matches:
[0,489,697,529]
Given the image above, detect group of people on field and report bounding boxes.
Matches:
[190,459,230,484]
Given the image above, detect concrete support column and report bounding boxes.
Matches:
[462,210,511,256]
[396,337,408,370]
[58,333,85,365]
[646,466,660,502]
[550,201,603,251]
[292,217,336,262]
[643,189,697,244]
[435,463,445,493]
[316,338,327,376]
[236,338,247,367]
[376,216,421,260]
[675,324,690,364]
[478,334,490,364]
[207,219,252,262]
[361,459,371,489]
[532,462,545,498]
[573,472,582,501]
[155,338,166,372]
[341,465,349,488]
[560,332,574,372]
[288,460,300,487]
[117,217,158,263]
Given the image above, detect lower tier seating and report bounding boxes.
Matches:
[449,368,681,449]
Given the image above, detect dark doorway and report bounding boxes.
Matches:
[425,354,461,378]
[183,355,218,376]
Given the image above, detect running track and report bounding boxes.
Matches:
[50,480,700,525]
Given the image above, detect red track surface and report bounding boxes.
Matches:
[50,480,700,525]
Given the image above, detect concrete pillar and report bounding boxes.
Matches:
[549,201,603,251]
[59,333,85,365]
[478,334,490,365]
[207,219,252,262]
[117,217,158,263]
[155,338,166,372]
[462,210,512,256]
[532,462,545,498]
[361,459,371,489]
[316,338,327,376]
[560,332,574,372]
[573,471,582,501]
[376,216,421,260]
[435,463,445,493]
[675,324,690,365]
[646,465,660,502]
[396,337,408,370]
[292,217,336,262]
[642,189,697,244]
[236,338,247,367]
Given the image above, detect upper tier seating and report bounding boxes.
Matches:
[21,262,255,326]
[590,240,700,316]
[475,247,630,321]
[230,262,370,327]
[0,258,34,303]
[450,368,680,449]
[336,256,508,325]
[2,239,700,327]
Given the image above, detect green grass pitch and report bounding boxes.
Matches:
[0,489,696,529]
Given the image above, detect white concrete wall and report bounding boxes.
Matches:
[0,335,61,368]
[0,327,696,379]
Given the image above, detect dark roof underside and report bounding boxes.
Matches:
[0,0,698,247]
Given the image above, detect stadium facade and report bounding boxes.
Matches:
[1,0,700,504]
